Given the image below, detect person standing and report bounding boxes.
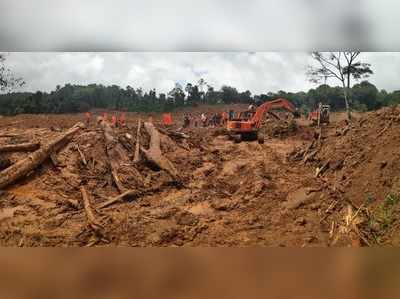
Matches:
[85,111,91,125]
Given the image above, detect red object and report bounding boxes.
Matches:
[222,111,228,120]
[309,111,319,121]
[163,113,173,125]
[111,115,117,126]
[103,112,108,121]
[119,113,126,126]
[227,98,298,133]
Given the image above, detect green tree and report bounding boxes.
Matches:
[0,53,25,92]
[352,81,379,111]
[307,52,373,120]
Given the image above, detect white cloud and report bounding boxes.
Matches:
[3,52,400,96]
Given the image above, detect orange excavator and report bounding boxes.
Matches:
[227,98,300,143]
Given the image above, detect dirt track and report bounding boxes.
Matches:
[0,106,399,247]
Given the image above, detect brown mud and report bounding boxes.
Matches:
[0,106,399,246]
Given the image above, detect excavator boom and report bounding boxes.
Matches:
[251,98,297,129]
[226,98,299,143]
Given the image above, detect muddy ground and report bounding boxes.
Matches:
[0,105,399,247]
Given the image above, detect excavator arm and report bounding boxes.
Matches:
[251,98,298,129]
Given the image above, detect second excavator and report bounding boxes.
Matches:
[226,98,300,143]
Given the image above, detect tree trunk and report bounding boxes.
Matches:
[0,122,84,190]
[80,186,104,236]
[343,87,352,121]
[100,120,128,193]
[141,122,180,182]
[345,73,352,121]
[133,119,141,163]
[0,142,40,153]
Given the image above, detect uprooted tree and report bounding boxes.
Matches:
[307,52,373,120]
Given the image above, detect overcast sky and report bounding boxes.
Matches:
[1,0,400,51]
[3,52,400,95]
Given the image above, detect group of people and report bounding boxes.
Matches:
[84,111,126,128]
[182,111,232,128]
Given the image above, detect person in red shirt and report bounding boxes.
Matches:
[102,112,108,122]
[111,115,117,127]
[119,112,126,127]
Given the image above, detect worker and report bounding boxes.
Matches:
[222,111,228,125]
[183,114,190,128]
[102,112,108,122]
[211,113,218,127]
[85,111,91,125]
[228,109,235,120]
[111,115,117,127]
[201,113,207,127]
[216,113,222,126]
[162,113,172,126]
[118,112,126,127]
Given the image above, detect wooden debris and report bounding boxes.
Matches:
[315,160,330,178]
[134,119,141,163]
[100,120,128,193]
[80,186,104,236]
[0,133,20,138]
[303,149,319,164]
[158,127,189,139]
[0,142,40,153]
[0,122,84,190]
[0,157,11,171]
[141,122,180,182]
[377,122,392,137]
[50,153,59,167]
[76,144,87,166]
[97,189,143,209]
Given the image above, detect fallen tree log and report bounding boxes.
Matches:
[100,120,143,192]
[80,186,104,236]
[157,127,189,139]
[0,133,20,138]
[0,122,84,190]
[0,142,40,153]
[101,120,128,193]
[141,122,180,182]
[134,119,141,163]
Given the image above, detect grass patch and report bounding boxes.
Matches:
[367,193,400,242]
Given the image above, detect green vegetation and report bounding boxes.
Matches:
[368,193,400,243]
[1,80,399,116]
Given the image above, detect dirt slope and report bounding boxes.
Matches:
[0,106,399,247]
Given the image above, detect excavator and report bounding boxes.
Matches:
[226,98,300,143]
[308,103,330,126]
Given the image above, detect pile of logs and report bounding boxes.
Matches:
[0,118,186,245]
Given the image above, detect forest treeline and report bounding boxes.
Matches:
[0,80,399,115]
